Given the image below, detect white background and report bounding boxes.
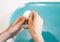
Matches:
[0,0,60,42]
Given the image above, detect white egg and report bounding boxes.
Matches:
[23,10,31,19]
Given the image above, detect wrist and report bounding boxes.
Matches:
[0,30,11,42]
[5,30,11,39]
[6,28,13,38]
[31,31,44,42]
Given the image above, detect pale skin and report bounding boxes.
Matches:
[0,11,44,42]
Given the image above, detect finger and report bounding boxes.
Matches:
[24,19,28,24]
[31,11,37,20]
[32,11,40,21]
[17,16,26,26]
[24,26,28,29]
[20,25,28,29]
[28,11,34,23]
[33,11,43,21]
[12,16,23,25]
[33,11,37,20]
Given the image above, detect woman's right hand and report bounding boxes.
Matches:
[28,11,44,42]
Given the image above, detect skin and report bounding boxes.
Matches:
[28,11,44,42]
[0,16,26,42]
[0,11,44,42]
[6,16,26,37]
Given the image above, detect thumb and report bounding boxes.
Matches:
[17,16,26,27]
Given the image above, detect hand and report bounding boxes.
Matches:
[0,11,44,42]
[6,16,26,37]
[28,11,44,42]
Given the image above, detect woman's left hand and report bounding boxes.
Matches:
[6,16,26,37]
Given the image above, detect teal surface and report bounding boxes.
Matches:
[9,2,60,42]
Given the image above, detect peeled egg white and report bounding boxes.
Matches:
[23,10,31,19]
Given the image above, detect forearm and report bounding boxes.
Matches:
[30,30,44,42]
[32,33,44,42]
[0,30,11,42]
